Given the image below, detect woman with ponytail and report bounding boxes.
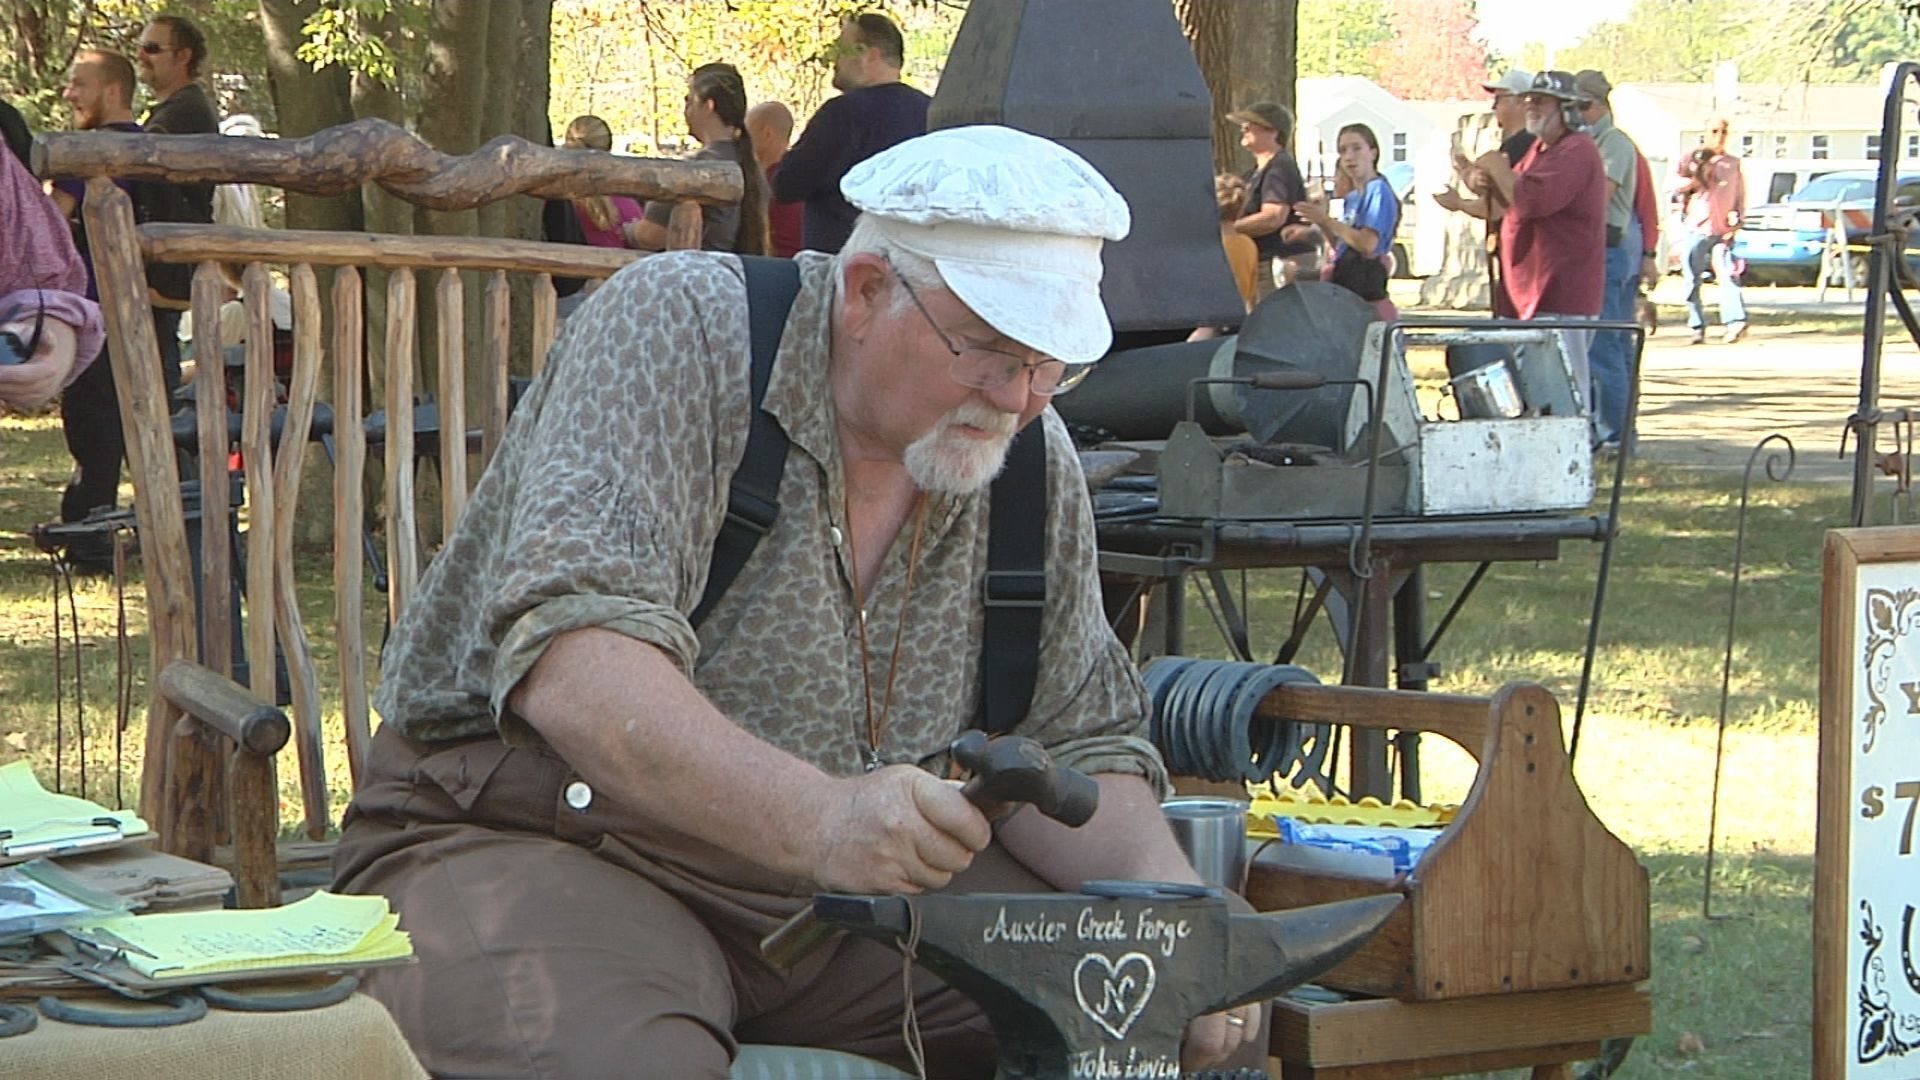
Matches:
[626,62,770,255]
[562,115,646,249]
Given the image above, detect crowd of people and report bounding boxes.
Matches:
[1208,66,1749,453]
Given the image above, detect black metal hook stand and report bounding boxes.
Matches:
[1848,62,1920,526]
[1702,434,1795,921]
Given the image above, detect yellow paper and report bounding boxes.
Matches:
[0,760,148,857]
[79,890,412,979]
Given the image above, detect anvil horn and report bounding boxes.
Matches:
[1207,894,1403,1013]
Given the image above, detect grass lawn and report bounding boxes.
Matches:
[0,380,1842,1077]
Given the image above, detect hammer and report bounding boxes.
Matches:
[760,731,1099,969]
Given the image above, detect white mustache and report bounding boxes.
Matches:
[946,401,1017,438]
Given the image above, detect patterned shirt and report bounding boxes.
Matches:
[373,251,1166,792]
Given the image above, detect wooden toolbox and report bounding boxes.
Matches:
[1242,682,1653,1078]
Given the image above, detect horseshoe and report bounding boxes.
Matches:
[39,991,207,1028]
[0,1003,36,1038]
[200,975,359,1012]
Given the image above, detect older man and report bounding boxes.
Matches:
[334,126,1263,1079]
[1472,70,1607,411]
[1573,70,1643,449]
[773,13,929,253]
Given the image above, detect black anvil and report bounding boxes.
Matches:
[811,882,1399,1080]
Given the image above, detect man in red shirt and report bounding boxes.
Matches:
[1470,70,1607,415]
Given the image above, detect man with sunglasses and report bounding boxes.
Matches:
[335,125,1265,1078]
[132,15,217,410]
[1468,71,1607,413]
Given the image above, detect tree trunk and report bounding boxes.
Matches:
[1226,0,1300,174]
[258,0,358,234]
[260,0,361,547]
[1173,0,1237,176]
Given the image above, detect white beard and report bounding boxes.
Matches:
[903,401,1019,495]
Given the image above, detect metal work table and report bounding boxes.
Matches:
[1098,510,1615,802]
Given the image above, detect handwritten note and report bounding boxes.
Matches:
[78,890,411,979]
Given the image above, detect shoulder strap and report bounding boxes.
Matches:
[977,419,1049,735]
[690,255,801,629]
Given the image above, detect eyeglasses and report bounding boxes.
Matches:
[883,255,1089,397]
[137,41,171,55]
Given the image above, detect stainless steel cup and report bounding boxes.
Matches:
[1161,796,1250,893]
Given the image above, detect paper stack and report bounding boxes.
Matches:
[0,761,148,863]
[76,890,412,981]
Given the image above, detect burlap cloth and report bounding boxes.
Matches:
[0,991,426,1079]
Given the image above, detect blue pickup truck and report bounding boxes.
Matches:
[1729,169,1920,285]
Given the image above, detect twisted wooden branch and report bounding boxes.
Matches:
[34,117,741,211]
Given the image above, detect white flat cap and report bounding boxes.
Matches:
[841,125,1132,364]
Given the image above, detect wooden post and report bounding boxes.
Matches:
[481,270,511,470]
[81,178,197,832]
[163,717,220,866]
[240,265,278,709]
[385,268,420,622]
[333,268,373,788]
[272,264,328,840]
[531,273,556,377]
[228,747,282,907]
[435,268,467,539]
[189,263,232,682]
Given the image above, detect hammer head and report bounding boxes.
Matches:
[951,731,1100,827]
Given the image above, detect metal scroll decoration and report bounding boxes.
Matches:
[1702,434,1794,919]
[1856,901,1920,1064]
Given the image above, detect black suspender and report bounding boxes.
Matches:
[690,256,799,629]
[977,420,1048,734]
[694,255,1048,735]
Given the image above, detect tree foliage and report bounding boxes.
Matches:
[1551,0,1920,84]
[1295,0,1392,82]
[547,0,963,154]
[1,0,269,130]
[1375,0,1490,100]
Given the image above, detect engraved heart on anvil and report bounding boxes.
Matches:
[1073,951,1157,1040]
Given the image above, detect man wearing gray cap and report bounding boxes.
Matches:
[1574,69,1643,450]
[333,125,1262,1077]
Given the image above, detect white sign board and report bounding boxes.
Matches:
[1818,528,1920,1077]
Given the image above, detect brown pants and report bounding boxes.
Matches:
[334,727,1044,1078]
[335,727,1270,1079]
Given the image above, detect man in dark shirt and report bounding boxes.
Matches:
[136,15,218,219]
[49,49,151,571]
[1434,70,1535,317]
[133,14,217,414]
[1226,101,1313,298]
[772,13,929,253]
